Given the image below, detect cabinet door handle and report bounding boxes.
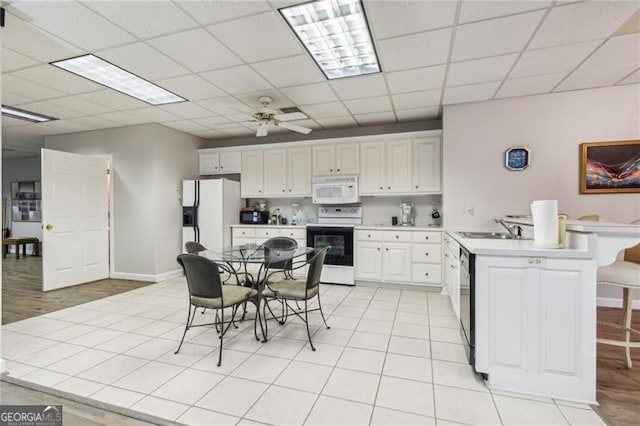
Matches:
[368,234,371,238]
[425,252,429,256]
[220,166,223,169]
[283,189,286,192]
[415,185,418,188]
[445,253,449,257]
[337,168,340,172]
[425,272,429,276]
[388,186,391,189]
[395,235,399,239]
[425,236,429,240]
[450,264,455,269]
[259,190,262,193]
[330,169,333,172]
[385,248,389,251]
[380,186,383,190]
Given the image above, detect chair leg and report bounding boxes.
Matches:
[316,292,330,330]
[304,298,316,352]
[217,308,224,367]
[175,304,194,354]
[623,287,633,368]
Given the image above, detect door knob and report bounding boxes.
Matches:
[45,224,53,231]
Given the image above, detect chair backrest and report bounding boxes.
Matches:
[176,254,222,299]
[263,236,298,270]
[306,246,330,289]
[577,214,601,222]
[185,241,206,254]
[624,219,640,264]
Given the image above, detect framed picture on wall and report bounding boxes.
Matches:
[580,140,640,194]
[10,181,42,222]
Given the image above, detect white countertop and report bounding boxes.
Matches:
[356,225,443,231]
[503,217,640,235]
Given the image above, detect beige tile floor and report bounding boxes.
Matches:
[1,278,605,425]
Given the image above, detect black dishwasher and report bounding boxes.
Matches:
[459,246,476,368]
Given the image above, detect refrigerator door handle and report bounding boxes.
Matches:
[194,180,200,242]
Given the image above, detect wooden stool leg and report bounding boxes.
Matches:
[623,287,633,368]
[15,243,19,259]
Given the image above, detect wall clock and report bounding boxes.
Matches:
[505,147,531,171]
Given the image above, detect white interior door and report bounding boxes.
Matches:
[42,149,109,291]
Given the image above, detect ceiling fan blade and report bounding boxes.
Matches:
[273,112,307,121]
[256,120,269,137]
[275,120,312,135]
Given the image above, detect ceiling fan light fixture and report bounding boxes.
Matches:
[280,0,381,80]
[1,105,57,123]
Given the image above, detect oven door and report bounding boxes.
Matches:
[306,226,354,266]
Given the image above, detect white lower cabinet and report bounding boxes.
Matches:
[443,233,460,316]
[382,242,411,282]
[355,240,382,280]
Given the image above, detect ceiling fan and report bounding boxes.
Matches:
[249,96,312,137]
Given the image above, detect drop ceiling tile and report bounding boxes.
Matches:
[315,116,359,129]
[93,112,150,126]
[377,28,452,72]
[555,63,640,91]
[97,43,190,81]
[217,127,255,137]
[63,116,122,130]
[251,55,325,87]
[207,12,303,63]
[178,0,272,25]
[2,90,37,106]
[220,112,252,123]
[83,1,198,39]
[280,83,339,105]
[443,81,501,105]
[529,1,640,49]
[200,66,273,95]
[46,96,115,115]
[299,102,350,119]
[453,11,545,61]
[192,129,229,138]
[159,102,213,119]
[285,118,321,130]
[155,75,227,101]
[619,68,640,85]
[2,116,32,128]
[581,33,640,69]
[3,75,67,101]
[127,107,183,123]
[8,1,136,51]
[614,9,640,36]
[386,65,446,94]
[196,96,253,115]
[354,111,396,126]
[17,101,82,120]
[2,48,39,73]
[459,1,552,24]
[148,29,242,73]
[395,106,440,122]
[234,90,293,110]
[11,65,104,95]
[366,1,456,39]
[447,54,518,87]
[496,73,565,98]
[392,90,441,110]
[78,90,152,111]
[163,120,209,133]
[510,40,602,78]
[344,96,393,115]
[195,117,234,128]
[329,74,387,100]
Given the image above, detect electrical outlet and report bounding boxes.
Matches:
[465,205,475,216]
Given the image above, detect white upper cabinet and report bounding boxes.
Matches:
[199,151,241,175]
[243,147,311,198]
[263,149,287,197]
[287,146,312,196]
[386,140,412,193]
[312,143,360,176]
[412,138,442,193]
[241,150,264,198]
[359,141,386,194]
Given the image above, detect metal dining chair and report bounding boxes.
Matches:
[185,241,206,253]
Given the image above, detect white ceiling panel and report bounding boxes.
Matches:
[11,65,104,95]
[299,102,350,119]
[329,74,387,100]
[459,1,552,24]
[377,28,453,72]
[234,90,292,109]
[581,33,640,69]
[2,116,32,128]
[530,1,640,50]
[191,129,228,138]
[128,107,183,123]
[555,63,640,92]
[63,116,122,131]
[7,1,136,51]
[2,49,39,73]
[219,113,250,123]
[344,96,393,115]
[251,56,325,87]
[447,54,519,87]
[195,117,233,128]
[200,66,273,95]
[280,83,340,105]
[443,81,501,105]
[47,96,115,115]
[217,127,256,137]
[619,69,640,85]
[17,101,83,120]
[2,75,66,101]
[496,73,565,99]
[93,112,150,126]
[163,120,209,133]
[83,1,198,39]
[315,116,359,129]
[147,29,242,72]
[396,106,440,122]
[354,111,396,126]
[386,66,446,94]
[392,90,442,110]
[78,90,149,111]
[97,43,190,81]
[453,11,545,61]
[155,75,227,102]
[510,40,602,78]
[207,12,303,63]
[366,1,456,39]
[177,0,272,26]
[2,90,37,106]
[196,96,254,115]
[159,102,214,119]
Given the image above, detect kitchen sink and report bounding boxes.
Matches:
[456,231,530,240]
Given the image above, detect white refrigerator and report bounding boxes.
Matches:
[182,179,241,253]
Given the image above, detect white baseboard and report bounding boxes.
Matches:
[597,297,640,309]
[111,269,183,283]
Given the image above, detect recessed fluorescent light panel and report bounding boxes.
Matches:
[51,54,185,105]
[1,105,57,123]
[280,0,380,80]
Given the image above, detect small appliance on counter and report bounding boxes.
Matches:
[400,202,415,226]
[239,209,270,224]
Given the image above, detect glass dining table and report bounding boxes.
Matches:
[195,244,315,342]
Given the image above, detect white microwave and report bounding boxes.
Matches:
[312,176,360,204]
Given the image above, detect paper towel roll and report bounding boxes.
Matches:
[530,200,559,248]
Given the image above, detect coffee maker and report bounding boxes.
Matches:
[400,202,415,226]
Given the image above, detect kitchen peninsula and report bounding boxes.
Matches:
[449,219,640,403]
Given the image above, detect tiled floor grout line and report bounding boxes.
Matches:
[427,293,440,425]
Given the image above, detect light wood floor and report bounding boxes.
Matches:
[1,256,639,425]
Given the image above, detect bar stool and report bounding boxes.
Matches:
[596,219,640,368]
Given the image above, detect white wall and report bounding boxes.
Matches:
[45,124,201,280]
[1,156,42,252]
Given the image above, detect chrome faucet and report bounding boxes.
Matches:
[494,218,522,237]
